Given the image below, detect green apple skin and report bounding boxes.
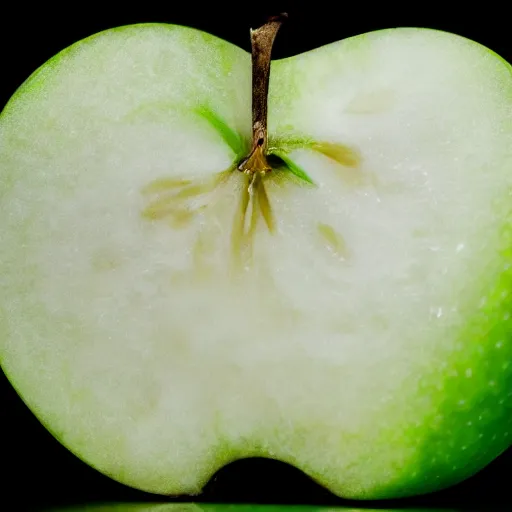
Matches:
[41,504,459,512]
[45,504,459,512]
[0,23,511,500]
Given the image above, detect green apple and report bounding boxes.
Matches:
[42,504,460,512]
[1,14,511,502]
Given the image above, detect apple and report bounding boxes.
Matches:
[43,504,458,512]
[1,12,511,502]
[41,504,458,512]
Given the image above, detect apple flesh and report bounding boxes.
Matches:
[0,22,511,500]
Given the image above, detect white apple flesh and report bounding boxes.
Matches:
[1,23,511,500]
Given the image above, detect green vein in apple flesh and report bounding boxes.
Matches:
[0,22,512,500]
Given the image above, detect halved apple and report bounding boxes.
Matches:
[0,16,511,500]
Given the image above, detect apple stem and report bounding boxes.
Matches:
[238,13,287,174]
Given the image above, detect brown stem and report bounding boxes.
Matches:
[238,13,287,174]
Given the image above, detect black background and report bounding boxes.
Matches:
[1,2,511,511]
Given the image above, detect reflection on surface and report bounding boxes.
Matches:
[41,502,464,512]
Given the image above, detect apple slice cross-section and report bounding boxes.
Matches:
[1,18,512,500]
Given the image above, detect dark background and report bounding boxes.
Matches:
[1,2,511,511]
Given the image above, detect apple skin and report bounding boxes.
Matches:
[41,503,459,512]
[0,22,512,501]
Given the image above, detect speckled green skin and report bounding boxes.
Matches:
[0,23,511,501]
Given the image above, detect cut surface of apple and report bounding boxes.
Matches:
[1,22,512,500]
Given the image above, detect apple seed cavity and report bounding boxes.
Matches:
[140,14,363,268]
